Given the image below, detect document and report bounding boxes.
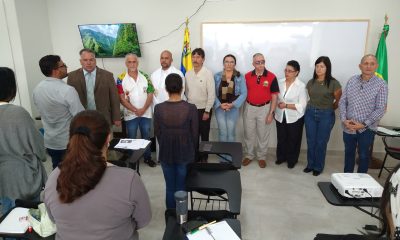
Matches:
[377,126,400,136]
[114,138,151,150]
[0,207,30,234]
[187,220,240,240]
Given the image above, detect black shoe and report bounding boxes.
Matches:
[144,159,157,168]
[287,163,296,169]
[275,160,285,165]
[313,170,321,176]
[303,168,312,173]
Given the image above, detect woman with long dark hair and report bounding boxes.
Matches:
[154,73,198,209]
[304,56,342,176]
[44,110,151,240]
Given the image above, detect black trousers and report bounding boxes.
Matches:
[196,108,212,162]
[276,116,304,167]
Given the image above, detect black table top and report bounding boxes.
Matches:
[198,141,243,169]
[318,182,380,208]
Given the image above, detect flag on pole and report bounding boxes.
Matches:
[375,17,389,82]
[180,19,192,75]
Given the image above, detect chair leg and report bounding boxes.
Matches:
[378,153,389,178]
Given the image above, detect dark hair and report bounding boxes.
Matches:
[0,67,17,102]
[39,55,61,77]
[223,54,241,77]
[79,48,95,56]
[223,54,236,64]
[313,56,334,87]
[192,48,205,58]
[380,164,400,238]
[165,73,183,94]
[57,110,110,203]
[287,60,300,73]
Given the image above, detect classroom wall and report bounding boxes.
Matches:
[7,0,400,151]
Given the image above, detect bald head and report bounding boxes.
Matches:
[160,50,173,70]
[359,54,378,80]
[360,54,377,64]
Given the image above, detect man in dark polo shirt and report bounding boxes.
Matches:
[242,53,279,168]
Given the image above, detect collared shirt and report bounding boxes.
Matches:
[275,77,308,124]
[339,74,388,134]
[116,71,155,120]
[151,66,185,107]
[185,66,215,112]
[245,68,279,105]
[83,68,97,110]
[33,77,84,149]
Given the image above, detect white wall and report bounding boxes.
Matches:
[41,0,400,151]
[14,0,53,117]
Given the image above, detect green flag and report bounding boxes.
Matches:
[375,24,389,82]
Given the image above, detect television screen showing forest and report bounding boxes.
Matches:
[78,23,141,58]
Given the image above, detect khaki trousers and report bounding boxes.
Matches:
[243,102,273,160]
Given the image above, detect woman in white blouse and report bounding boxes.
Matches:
[274,60,308,169]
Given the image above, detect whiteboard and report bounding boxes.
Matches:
[202,20,369,85]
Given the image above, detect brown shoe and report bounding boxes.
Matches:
[242,158,252,166]
[258,160,266,168]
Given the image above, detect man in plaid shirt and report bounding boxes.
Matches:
[339,54,388,173]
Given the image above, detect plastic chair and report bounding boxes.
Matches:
[378,136,400,178]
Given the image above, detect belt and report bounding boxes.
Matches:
[246,100,270,107]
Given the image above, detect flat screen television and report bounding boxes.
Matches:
[78,23,141,58]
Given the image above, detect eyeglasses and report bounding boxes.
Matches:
[257,75,262,84]
[57,64,67,69]
[254,60,265,65]
[284,69,296,73]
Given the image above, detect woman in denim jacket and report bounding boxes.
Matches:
[214,54,247,158]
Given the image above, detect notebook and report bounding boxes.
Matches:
[0,207,30,234]
[187,220,240,240]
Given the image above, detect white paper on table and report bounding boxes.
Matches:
[0,207,29,234]
[377,127,400,136]
[114,139,151,150]
[187,220,241,240]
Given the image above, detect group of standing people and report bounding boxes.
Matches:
[0,44,388,239]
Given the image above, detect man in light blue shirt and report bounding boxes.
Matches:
[33,55,84,169]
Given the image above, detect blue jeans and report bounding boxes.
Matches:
[304,106,335,172]
[126,117,151,160]
[215,107,239,142]
[0,197,15,215]
[343,129,375,173]
[161,162,187,209]
[47,148,66,169]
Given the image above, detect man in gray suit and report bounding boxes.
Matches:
[67,48,121,126]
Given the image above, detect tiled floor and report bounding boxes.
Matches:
[38,149,392,240]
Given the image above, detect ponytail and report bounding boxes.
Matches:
[56,110,110,203]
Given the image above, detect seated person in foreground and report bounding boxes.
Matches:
[44,110,151,240]
[0,67,47,215]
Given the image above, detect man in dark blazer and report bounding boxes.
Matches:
[67,48,121,126]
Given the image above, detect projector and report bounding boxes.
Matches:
[331,173,383,198]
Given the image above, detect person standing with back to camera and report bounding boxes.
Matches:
[304,56,342,176]
[154,73,198,209]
